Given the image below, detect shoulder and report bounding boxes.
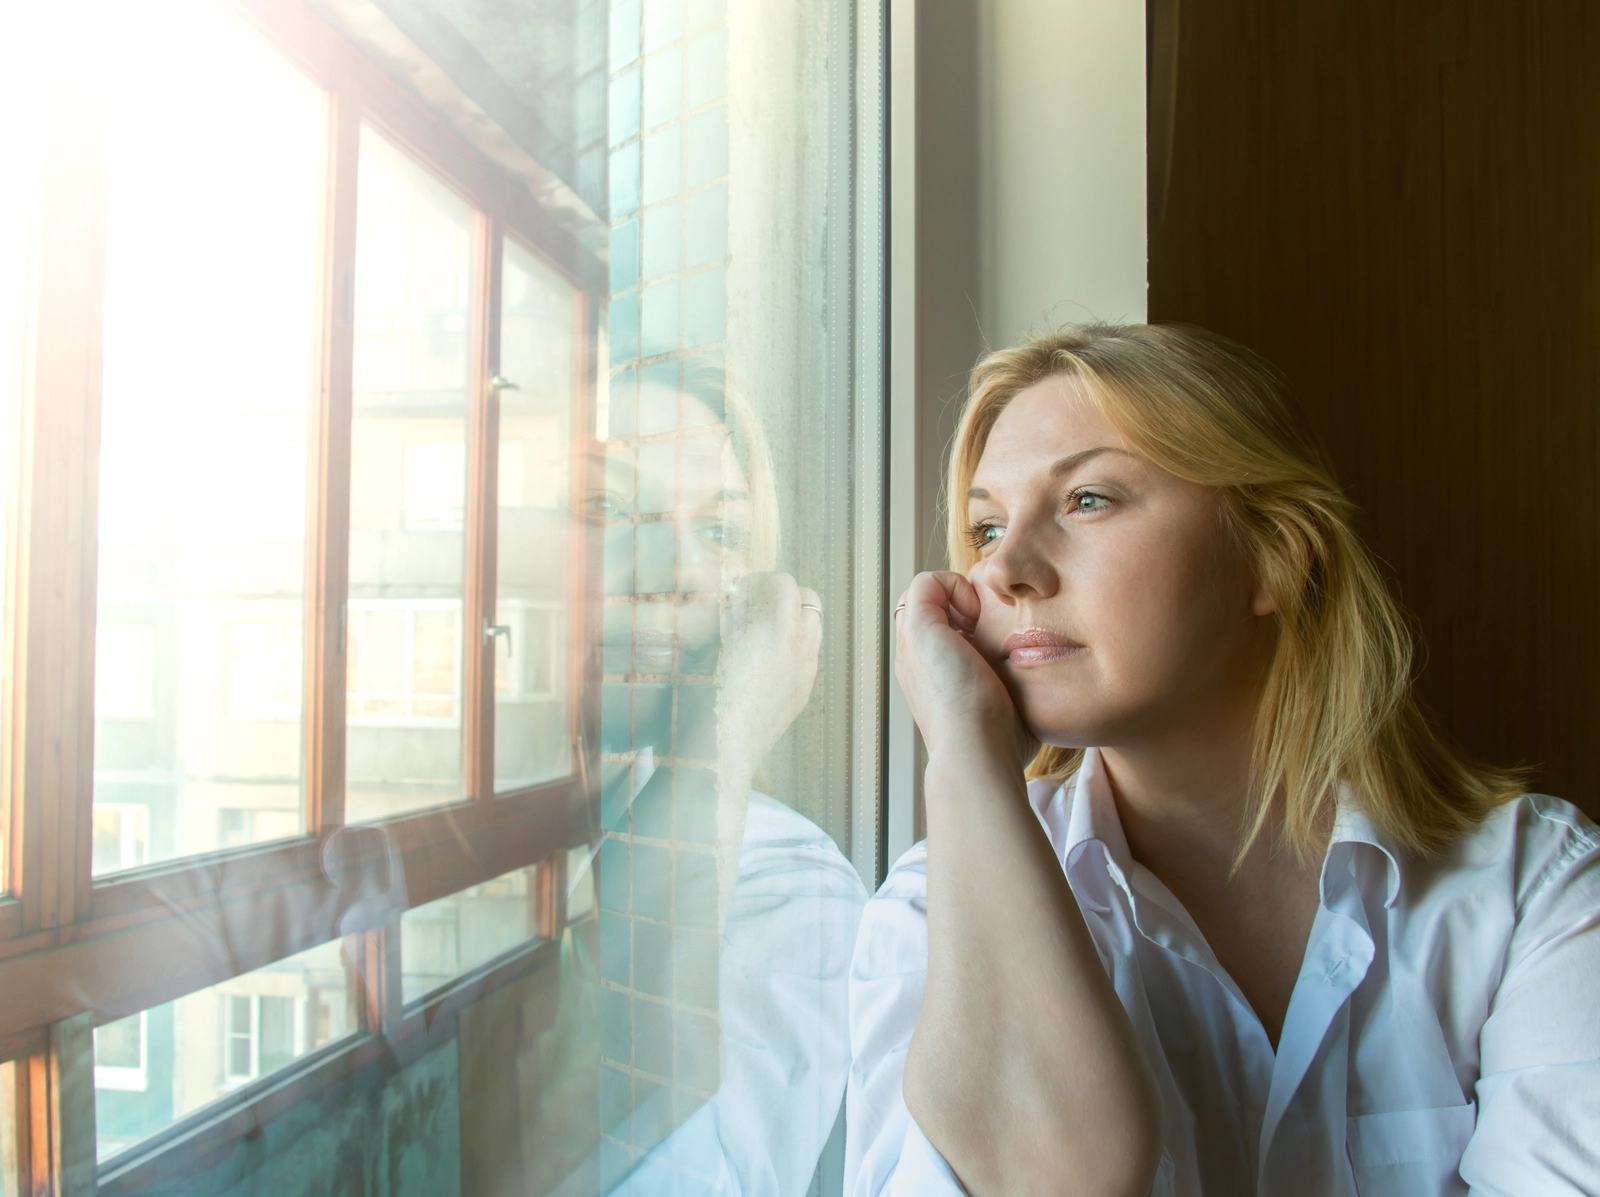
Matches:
[1443,793,1600,914]
[1394,794,1600,978]
[736,792,869,901]
[850,840,930,981]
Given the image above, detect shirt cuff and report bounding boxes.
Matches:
[888,1116,968,1195]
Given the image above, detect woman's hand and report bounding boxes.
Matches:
[716,571,821,787]
[893,570,1036,768]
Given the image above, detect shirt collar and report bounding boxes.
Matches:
[1047,749,1404,911]
[1050,747,1136,891]
[1324,784,1404,909]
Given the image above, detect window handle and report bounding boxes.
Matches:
[485,622,512,656]
[488,375,519,393]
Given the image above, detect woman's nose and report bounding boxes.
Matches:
[979,518,1060,602]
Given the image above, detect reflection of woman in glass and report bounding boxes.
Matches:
[600,361,867,1196]
[848,325,1600,1196]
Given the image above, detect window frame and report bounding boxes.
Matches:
[0,0,605,1189]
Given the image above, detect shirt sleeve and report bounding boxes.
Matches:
[1461,799,1600,1195]
[844,843,970,1197]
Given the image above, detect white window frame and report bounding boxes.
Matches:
[346,597,463,727]
[93,1010,149,1092]
[221,992,308,1086]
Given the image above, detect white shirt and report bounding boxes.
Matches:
[622,792,867,1197]
[845,747,1600,1197]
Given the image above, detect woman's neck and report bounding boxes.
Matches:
[1095,670,1298,895]
[1098,716,1323,1050]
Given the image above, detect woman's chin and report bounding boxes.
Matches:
[1016,708,1099,753]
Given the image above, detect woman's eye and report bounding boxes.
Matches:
[694,519,744,552]
[586,490,631,519]
[1072,491,1110,512]
[966,521,1004,550]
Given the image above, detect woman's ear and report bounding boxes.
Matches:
[1249,580,1277,618]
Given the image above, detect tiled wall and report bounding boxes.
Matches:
[600,0,732,1185]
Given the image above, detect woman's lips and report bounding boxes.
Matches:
[1002,627,1085,666]
[634,630,678,671]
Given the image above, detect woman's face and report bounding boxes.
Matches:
[600,383,754,674]
[966,376,1275,750]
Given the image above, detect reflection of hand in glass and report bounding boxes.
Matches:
[713,570,821,922]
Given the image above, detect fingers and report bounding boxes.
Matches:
[723,573,823,646]
[896,570,983,633]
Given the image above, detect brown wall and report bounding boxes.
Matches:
[1148,1,1600,815]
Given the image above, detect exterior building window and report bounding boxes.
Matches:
[222,994,301,1086]
[346,600,463,725]
[94,1013,148,1093]
[91,803,149,875]
[216,807,300,851]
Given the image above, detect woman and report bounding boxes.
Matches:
[845,324,1600,1196]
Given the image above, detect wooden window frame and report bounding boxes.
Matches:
[0,0,605,1190]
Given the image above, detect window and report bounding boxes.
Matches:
[92,940,356,1164]
[216,807,300,851]
[94,1013,149,1093]
[222,994,300,1085]
[3,0,607,1183]
[91,804,149,876]
[0,0,884,1192]
[400,864,544,1005]
[346,600,464,726]
[493,602,564,700]
[91,0,322,869]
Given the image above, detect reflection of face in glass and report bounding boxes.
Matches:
[599,372,773,679]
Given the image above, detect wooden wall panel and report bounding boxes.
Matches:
[1149,0,1600,815]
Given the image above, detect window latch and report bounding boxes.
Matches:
[485,622,512,656]
[488,375,519,393]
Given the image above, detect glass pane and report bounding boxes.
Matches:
[91,0,323,874]
[494,239,577,792]
[346,128,473,824]
[0,17,37,896]
[593,0,882,1190]
[93,939,356,1164]
[400,864,543,1005]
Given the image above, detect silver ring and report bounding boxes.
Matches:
[801,603,822,615]
[892,603,906,617]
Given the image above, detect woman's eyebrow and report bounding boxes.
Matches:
[1048,445,1133,478]
[968,445,1133,499]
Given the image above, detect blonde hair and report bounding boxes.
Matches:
[948,323,1523,861]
